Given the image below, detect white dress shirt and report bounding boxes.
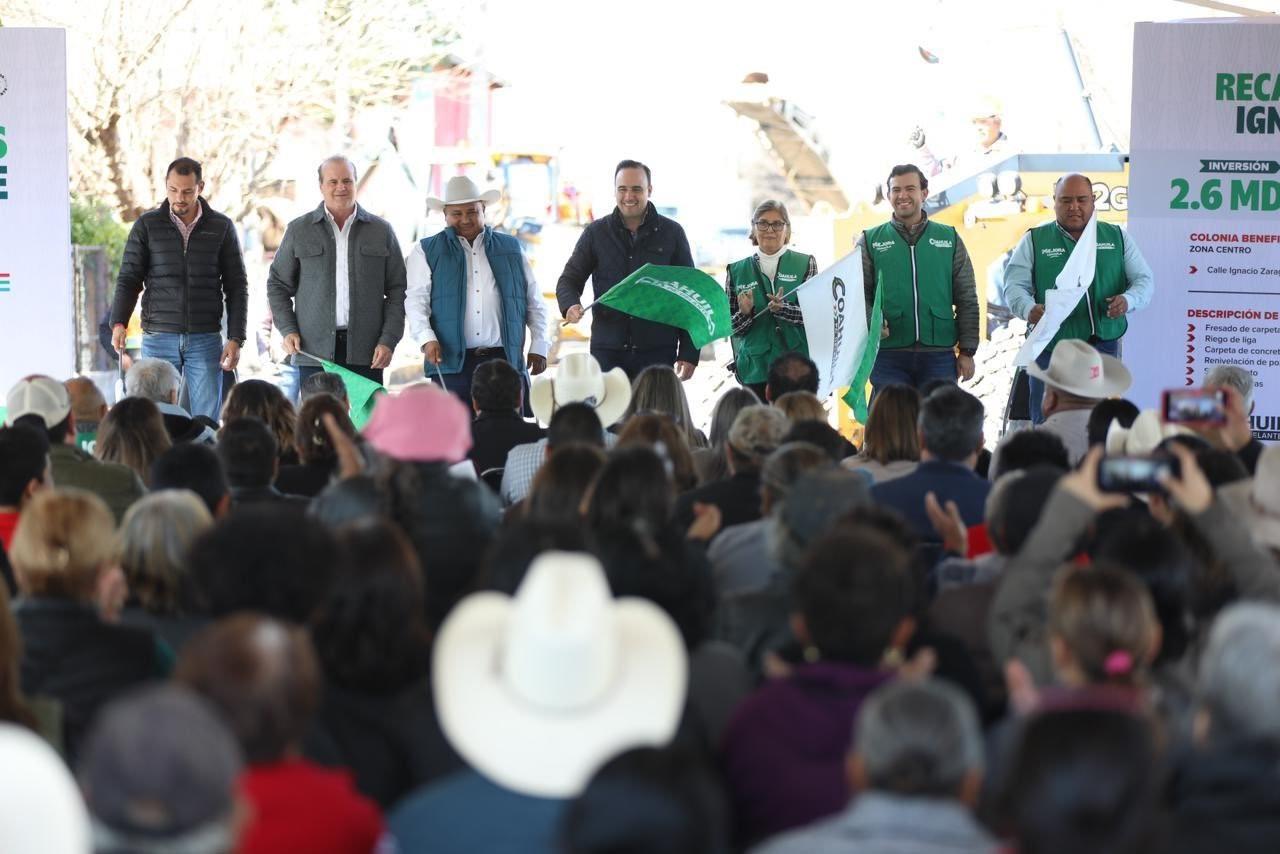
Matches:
[325,204,357,329]
[404,233,550,358]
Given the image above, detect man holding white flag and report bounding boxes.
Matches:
[1003,172,1154,424]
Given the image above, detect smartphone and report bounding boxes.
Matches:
[1162,388,1227,426]
[1097,455,1180,494]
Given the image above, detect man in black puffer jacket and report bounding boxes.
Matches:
[556,159,700,381]
[109,157,248,420]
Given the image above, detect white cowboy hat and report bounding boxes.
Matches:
[529,352,632,428]
[1026,339,1132,401]
[1105,409,1191,456]
[432,552,687,798]
[426,176,501,212]
[1219,445,1280,553]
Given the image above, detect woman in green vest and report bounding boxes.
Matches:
[725,201,817,401]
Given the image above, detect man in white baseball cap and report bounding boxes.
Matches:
[1025,339,1132,464]
[5,376,143,523]
[387,551,687,853]
[405,176,551,406]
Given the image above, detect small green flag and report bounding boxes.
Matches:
[841,285,882,423]
[315,358,385,430]
[596,264,731,348]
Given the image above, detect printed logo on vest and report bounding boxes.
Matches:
[776,273,798,282]
[871,240,895,253]
[1040,247,1067,259]
[928,238,953,248]
[1097,242,1116,251]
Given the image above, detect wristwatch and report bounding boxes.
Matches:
[959,348,976,357]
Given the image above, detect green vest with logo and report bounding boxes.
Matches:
[728,250,811,384]
[1030,220,1128,350]
[865,220,958,349]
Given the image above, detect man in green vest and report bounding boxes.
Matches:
[858,164,979,397]
[1002,172,1154,424]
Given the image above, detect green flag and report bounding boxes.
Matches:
[841,284,882,423]
[596,264,731,348]
[314,357,385,430]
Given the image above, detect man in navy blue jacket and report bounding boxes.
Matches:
[871,385,990,543]
[556,160,700,381]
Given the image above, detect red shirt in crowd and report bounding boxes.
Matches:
[238,759,384,854]
[0,511,20,554]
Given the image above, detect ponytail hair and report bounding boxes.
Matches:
[1049,562,1159,686]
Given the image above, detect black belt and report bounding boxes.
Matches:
[468,347,504,357]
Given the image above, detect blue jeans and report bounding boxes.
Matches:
[1028,337,1122,425]
[141,332,224,420]
[869,349,958,399]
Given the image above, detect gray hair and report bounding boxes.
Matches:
[760,441,830,509]
[125,358,181,403]
[317,155,358,183]
[119,489,214,613]
[855,678,984,797]
[727,405,791,468]
[1205,365,1254,413]
[1199,602,1280,746]
[749,199,791,246]
[300,371,349,404]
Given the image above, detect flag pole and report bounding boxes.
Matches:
[559,302,595,327]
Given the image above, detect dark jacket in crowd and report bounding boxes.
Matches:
[306,677,465,810]
[870,460,991,542]
[674,470,762,537]
[555,202,700,363]
[14,597,164,762]
[468,411,545,478]
[110,198,249,341]
[276,459,338,498]
[1167,739,1280,854]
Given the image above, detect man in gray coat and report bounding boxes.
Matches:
[268,155,407,387]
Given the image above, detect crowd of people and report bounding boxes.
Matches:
[3,335,1279,854]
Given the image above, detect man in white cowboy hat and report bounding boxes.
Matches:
[1025,338,1132,464]
[557,159,700,381]
[387,551,687,853]
[1003,171,1154,424]
[268,155,408,394]
[499,351,629,506]
[405,175,551,403]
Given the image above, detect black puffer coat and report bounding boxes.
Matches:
[109,198,248,341]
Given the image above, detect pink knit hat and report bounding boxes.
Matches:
[361,383,472,463]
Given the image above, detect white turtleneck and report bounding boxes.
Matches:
[756,245,786,285]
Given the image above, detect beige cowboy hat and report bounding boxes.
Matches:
[431,551,687,798]
[1105,409,1191,456]
[1219,445,1280,553]
[1026,339,1132,401]
[529,352,632,428]
[426,176,501,212]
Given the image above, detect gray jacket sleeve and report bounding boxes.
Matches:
[952,235,980,353]
[1189,498,1280,601]
[379,227,408,348]
[988,487,1095,686]
[266,224,301,337]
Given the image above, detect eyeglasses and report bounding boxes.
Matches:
[752,220,788,232]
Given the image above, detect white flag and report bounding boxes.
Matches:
[794,248,869,399]
[1013,213,1098,367]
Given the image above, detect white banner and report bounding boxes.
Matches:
[0,29,72,401]
[794,248,868,399]
[1014,213,1097,367]
[1127,18,1280,441]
